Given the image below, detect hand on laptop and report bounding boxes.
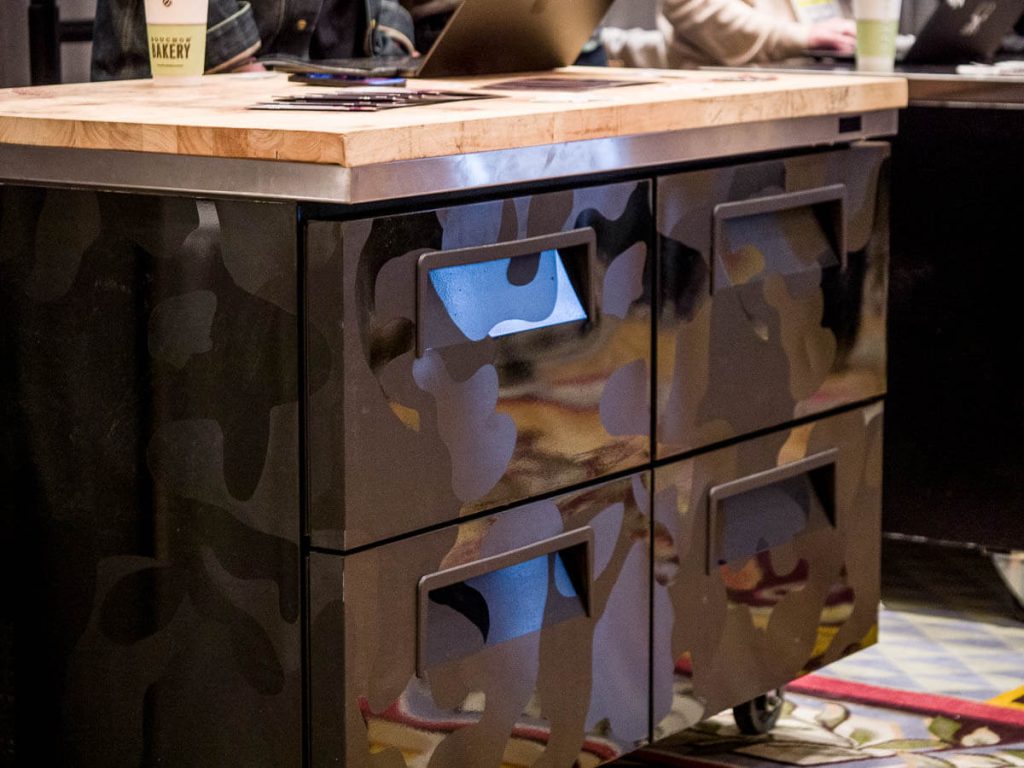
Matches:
[807,17,857,55]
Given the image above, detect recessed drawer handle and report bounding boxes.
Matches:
[712,184,847,294]
[416,527,593,676]
[416,228,596,355]
[706,448,838,574]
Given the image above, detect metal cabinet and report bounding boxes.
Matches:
[3,142,889,767]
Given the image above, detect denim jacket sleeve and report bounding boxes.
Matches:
[91,0,262,80]
[372,0,417,55]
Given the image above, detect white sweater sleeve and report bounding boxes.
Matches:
[601,26,671,69]
[660,0,812,66]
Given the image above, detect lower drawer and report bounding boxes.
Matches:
[310,473,651,767]
[651,405,883,737]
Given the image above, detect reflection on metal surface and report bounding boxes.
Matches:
[3,187,305,765]
[307,182,652,550]
[430,250,588,340]
[651,405,884,739]
[422,548,589,670]
[309,474,651,767]
[418,227,596,354]
[714,471,830,569]
[714,185,845,292]
[656,145,890,458]
[417,528,593,674]
[708,450,837,572]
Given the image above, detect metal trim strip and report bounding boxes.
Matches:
[0,110,899,205]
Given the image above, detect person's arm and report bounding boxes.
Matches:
[600,26,671,69]
[660,0,811,66]
[204,0,262,72]
[91,0,262,81]
[806,17,855,54]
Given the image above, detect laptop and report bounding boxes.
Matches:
[901,0,1024,64]
[260,0,615,79]
[805,0,1024,65]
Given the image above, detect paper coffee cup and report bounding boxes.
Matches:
[853,0,901,72]
[143,0,207,82]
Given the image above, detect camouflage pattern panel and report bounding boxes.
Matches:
[656,144,890,457]
[309,473,652,767]
[651,405,883,738]
[305,181,653,551]
[1,187,303,766]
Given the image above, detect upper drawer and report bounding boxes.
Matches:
[306,181,653,550]
[655,144,890,457]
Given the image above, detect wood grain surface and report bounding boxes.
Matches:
[0,68,907,167]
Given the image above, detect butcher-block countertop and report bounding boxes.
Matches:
[0,67,907,168]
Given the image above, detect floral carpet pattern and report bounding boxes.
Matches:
[611,542,1024,767]
[612,674,1024,768]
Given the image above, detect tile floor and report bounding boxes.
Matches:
[816,606,1024,702]
[824,537,1024,703]
[811,536,1019,708]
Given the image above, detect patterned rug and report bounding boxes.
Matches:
[813,608,1024,702]
[610,542,1024,767]
[613,675,1024,768]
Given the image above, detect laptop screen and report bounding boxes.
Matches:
[902,0,1024,64]
[416,0,616,77]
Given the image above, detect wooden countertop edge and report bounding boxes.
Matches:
[0,117,352,165]
[0,75,908,168]
[341,78,908,166]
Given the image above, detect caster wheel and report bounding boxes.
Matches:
[732,689,784,735]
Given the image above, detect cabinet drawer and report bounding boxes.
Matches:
[306,181,653,549]
[651,405,883,736]
[309,473,651,767]
[656,144,889,457]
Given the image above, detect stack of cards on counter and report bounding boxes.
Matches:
[249,87,496,112]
